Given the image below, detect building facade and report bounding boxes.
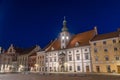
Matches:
[90,30,120,73]
[37,17,97,73]
[36,51,45,72]
[0,44,41,72]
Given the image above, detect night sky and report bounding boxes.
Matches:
[1,0,120,49]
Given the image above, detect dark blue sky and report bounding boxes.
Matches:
[1,0,120,49]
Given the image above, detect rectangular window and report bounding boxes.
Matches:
[76,54,80,60]
[50,58,52,62]
[69,55,72,61]
[96,66,100,72]
[106,65,111,72]
[76,50,79,52]
[77,66,80,71]
[103,41,106,44]
[85,53,89,60]
[45,58,47,62]
[45,67,47,71]
[93,43,96,46]
[115,56,119,60]
[54,67,56,72]
[54,58,56,62]
[85,49,87,51]
[114,47,118,51]
[69,66,72,71]
[113,39,116,43]
[94,48,97,53]
[104,49,108,52]
[95,56,98,61]
[105,56,109,61]
[50,67,52,72]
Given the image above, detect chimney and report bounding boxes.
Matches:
[118,28,120,32]
[94,26,98,35]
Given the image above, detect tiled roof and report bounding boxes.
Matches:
[13,46,39,55]
[67,30,96,48]
[45,39,61,52]
[91,31,119,41]
[44,29,96,51]
[20,46,37,55]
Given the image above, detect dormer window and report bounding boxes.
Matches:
[9,49,12,52]
[51,47,54,50]
[93,43,96,46]
[75,42,80,47]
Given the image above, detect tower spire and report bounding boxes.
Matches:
[62,16,68,32]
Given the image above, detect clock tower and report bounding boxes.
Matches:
[60,17,70,49]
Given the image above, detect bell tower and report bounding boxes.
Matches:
[60,17,70,49]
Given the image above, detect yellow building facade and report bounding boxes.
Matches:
[90,30,120,73]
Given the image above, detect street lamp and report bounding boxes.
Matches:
[35,64,38,72]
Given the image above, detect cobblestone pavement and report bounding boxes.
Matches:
[0,73,120,80]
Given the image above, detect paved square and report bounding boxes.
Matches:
[0,73,120,80]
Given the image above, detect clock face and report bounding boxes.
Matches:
[62,36,65,39]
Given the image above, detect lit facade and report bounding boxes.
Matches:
[37,17,96,73]
[36,51,45,72]
[90,30,120,73]
[0,44,41,72]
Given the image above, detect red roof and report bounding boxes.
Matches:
[44,29,96,51]
[91,31,119,41]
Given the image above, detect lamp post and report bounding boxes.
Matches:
[35,64,38,72]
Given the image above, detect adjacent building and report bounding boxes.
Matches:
[0,44,41,72]
[90,29,120,73]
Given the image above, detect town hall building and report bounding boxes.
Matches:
[36,17,97,73]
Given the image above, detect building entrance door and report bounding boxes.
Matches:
[117,66,120,73]
[96,66,100,72]
[86,66,89,72]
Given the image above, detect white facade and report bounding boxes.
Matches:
[44,46,92,72]
[36,17,95,73]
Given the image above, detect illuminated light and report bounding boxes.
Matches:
[35,64,38,67]
[66,36,69,39]
[62,36,65,39]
